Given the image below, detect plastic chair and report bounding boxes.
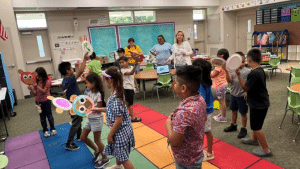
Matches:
[279,87,300,142]
[290,76,300,86]
[265,57,282,80]
[152,73,175,102]
[0,155,8,168]
[291,66,300,78]
[146,63,154,68]
[143,67,154,71]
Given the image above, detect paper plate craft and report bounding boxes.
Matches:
[226,54,242,72]
[211,57,225,67]
[82,41,93,56]
[70,95,95,117]
[18,69,37,85]
[47,96,72,114]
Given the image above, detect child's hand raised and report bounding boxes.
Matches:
[84,52,89,60]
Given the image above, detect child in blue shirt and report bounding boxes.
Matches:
[193,58,215,161]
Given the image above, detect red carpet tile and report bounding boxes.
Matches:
[248,159,284,169]
[133,103,152,114]
[209,141,260,169]
[135,110,167,125]
[147,119,168,136]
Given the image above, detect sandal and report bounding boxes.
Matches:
[131,117,142,122]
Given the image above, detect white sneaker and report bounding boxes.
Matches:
[51,130,57,136]
[203,150,215,161]
[44,131,50,137]
[213,113,221,120]
[214,115,227,122]
[106,164,125,169]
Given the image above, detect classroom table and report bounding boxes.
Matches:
[51,78,85,87]
[134,69,176,92]
[0,87,9,141]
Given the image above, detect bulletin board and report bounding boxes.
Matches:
[88,26,118,61]
[88,22,175,60]
[118,23,175,54]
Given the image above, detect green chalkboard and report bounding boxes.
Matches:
[118,23,175,54]
[89,26,118,62]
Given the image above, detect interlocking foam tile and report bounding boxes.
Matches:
[147,119,167,136]
[132,122,145,129]
[41,134,70,158]
[137,138,174,168]
[162,163,175,169]
[20,159,50,169]
[100,124,111,139]
[133,103,151,114]
[48,143,93,169]
[39,123,71,143]
[133,125,165,148]
[135,110,167,125]
[6,143,47,169]
[203,135,220,148]
[209,141,260,169]
[248,159,284,169]
[202,162,219,169]
[5,131,42,152]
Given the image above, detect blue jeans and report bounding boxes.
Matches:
[37,100,55,132]
[175,156,204,169]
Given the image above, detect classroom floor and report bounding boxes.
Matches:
[1,61,300,168]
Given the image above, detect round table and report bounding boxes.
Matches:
[290,83,300,93]
[134,69,175,91]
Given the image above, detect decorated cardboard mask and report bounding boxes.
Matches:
[18,69,37,85]
[47,96,73,114]
[70,95,95,117]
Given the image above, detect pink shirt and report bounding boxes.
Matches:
[212,67,227,89]
[33,80,51,102]
[171,94,207,165]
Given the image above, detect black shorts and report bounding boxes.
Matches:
[250,107,268,131]
[124,89,134,106]
[230,95,248,114]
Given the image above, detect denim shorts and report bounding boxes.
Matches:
[175,155,204,169]
[230,95,248,114]
[84,116,103,132]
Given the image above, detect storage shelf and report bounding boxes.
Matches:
[252,45,287,48]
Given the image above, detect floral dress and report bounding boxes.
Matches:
[103,93,135,162]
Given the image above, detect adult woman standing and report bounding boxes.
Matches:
[150,35,172,67]
[165,31,193,69]
[125,38,144,87]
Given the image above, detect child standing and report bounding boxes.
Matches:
[28,67,56,137]
[165,66,207,168]
[58,53,89,150]
[114,48,125,69]
[212,48,229,122]
[93,66,135,169]
[236,49,273,157]
[223,52,251,139]
[79,72,110,167]
[192,59,215,161]
[88,52,102,79]
[118,56,141,122]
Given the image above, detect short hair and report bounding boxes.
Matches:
[157,35,166,42]
[58,62,71,76]
[128,38,135,43]
[176,66,202,94]
[117,48,125,53]
[236,51,245,58]
[90,52,96,60]
[118,56,128,62]
[192,58,212,88]
[247,48,261,63]
[217,48,230,60]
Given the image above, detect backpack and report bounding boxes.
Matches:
[260,33,269,45]
[274,32,281,45]
[268,33,275,45]
[280,33,288,45]
[256,33,262,45]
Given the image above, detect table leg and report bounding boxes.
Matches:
[143,80,146,92]
[3,100,10,121]
[0,101,9,140]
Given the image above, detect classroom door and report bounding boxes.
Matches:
[194,21,205,53]
[237,15,256,54]
[20,30,55,77]
[0,28,24,99]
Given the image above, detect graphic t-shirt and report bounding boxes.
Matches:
[84,88,102,118]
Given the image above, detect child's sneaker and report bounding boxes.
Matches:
[224,123,237,132]
[203,150,215,161]
[213,113,221,120]
[75,138,81,141]
[105,164,124,169]
[214,115,227,122]
[93,151,101,163]
[43,131,50,137]
[95,159,110,168]
[238,128,247,139]
[36,105,42,113]
[51,130,57,136]
[65,142,80,151]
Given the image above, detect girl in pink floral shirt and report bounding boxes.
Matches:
[165,66,207,168]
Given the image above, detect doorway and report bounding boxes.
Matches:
[237,15,256,54]
[20,30,55,77]
[194,21,205,53]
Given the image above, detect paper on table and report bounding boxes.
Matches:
[0,87,7,101]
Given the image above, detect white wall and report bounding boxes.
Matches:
[0,0,28,99]
[12,0,219,8]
